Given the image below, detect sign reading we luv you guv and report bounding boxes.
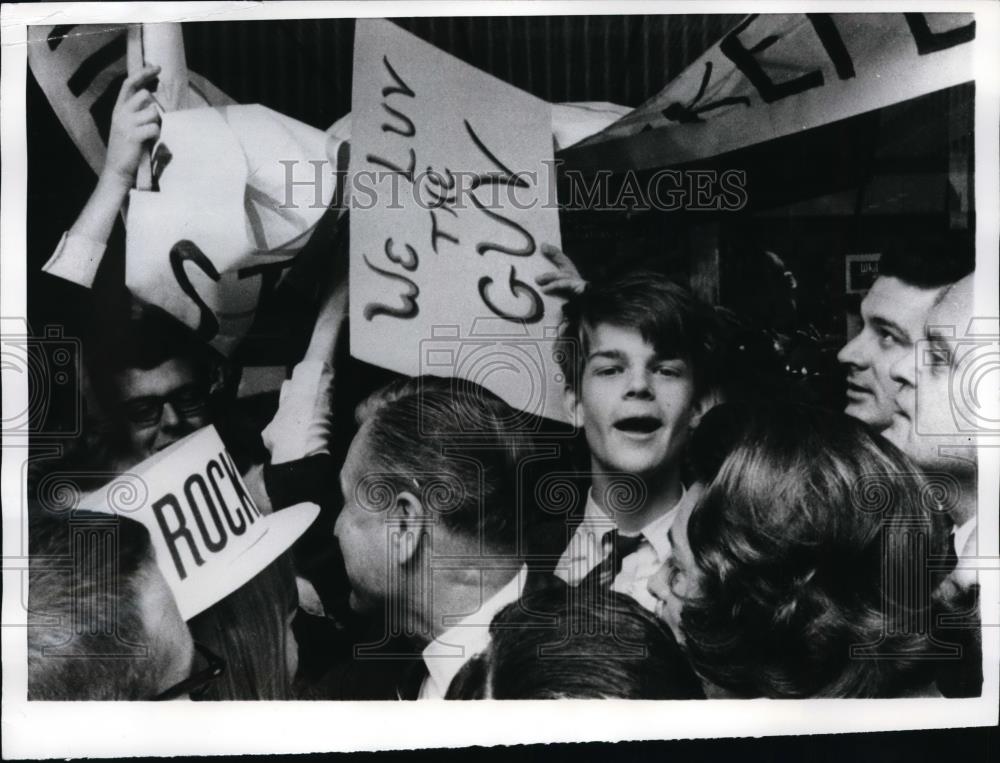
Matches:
[349,19,568,423]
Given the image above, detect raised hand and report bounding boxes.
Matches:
[534,243,587,298]
[103,64,162,190]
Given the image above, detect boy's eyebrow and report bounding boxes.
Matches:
[586,349,626,363]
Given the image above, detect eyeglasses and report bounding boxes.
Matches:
[152,641,226,701]
[122,384,208,428]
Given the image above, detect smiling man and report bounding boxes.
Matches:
[837,236,974,431]
[548,273,721,612]
[89,305,215,471]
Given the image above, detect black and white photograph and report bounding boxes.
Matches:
[1,1,997,757]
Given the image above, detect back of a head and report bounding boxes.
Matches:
[446,586,705,699]
[356,376,539,552]
[188,555,298,700]
[28,510,177,700]
[557,272,723,396]
[680,403,952,697]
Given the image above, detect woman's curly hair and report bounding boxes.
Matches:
[678,403,956,698]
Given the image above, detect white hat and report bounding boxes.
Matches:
[78,426,319,620]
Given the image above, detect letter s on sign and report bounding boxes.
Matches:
[170,240,221,341]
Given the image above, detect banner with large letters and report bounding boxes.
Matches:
[562,12,976,171]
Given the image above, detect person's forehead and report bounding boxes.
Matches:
[342,423,374,486]
[586,322,687,363]
[117,357,200,397]
[670,489,699,558]
[862,276,942,323]
[927,278,974,332]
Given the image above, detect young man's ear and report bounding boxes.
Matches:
[689,388,722,431]
[563,385,583,429]
[390,490,428,566]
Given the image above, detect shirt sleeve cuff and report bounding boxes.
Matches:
[41,232,106,289]
[263,453,335,510]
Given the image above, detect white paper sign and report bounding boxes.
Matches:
[78,426,318,620]
[125,105,338,356]
[349,19,566,422]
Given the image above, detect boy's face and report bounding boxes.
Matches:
[566,323,707,478]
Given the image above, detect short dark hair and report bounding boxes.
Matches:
[556,272,722,395]
[446,586,705,699]
[92,301,216,379]
[28,511,177,700]
[355,376,538,552]
[679,403,955,698]
[879,230,974,290]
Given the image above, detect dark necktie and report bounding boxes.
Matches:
[580,529,645,592]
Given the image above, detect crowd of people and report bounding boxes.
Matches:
[27,65,981,702]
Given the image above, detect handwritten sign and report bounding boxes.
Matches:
[79,426,318,620]
[349,20,566,422]
[565,13,975,171]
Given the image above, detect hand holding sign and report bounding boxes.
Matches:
[104,63,162,192]
[534,243,587,298]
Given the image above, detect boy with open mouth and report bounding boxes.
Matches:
[533,264,722,613]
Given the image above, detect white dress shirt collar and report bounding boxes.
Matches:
[418,565,527,699]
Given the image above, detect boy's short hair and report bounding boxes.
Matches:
[556,272,722,395]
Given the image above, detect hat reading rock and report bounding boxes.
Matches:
[78,425,318,620]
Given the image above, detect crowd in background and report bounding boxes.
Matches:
[26,63,982,702]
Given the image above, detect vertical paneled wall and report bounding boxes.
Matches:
[183,15,745,129]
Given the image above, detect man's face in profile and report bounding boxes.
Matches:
[334,423,392,613]
[837,276,944,430]
[140,556,195,696]
[115,356,210,463]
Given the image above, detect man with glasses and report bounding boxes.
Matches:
[101,309,214,469]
